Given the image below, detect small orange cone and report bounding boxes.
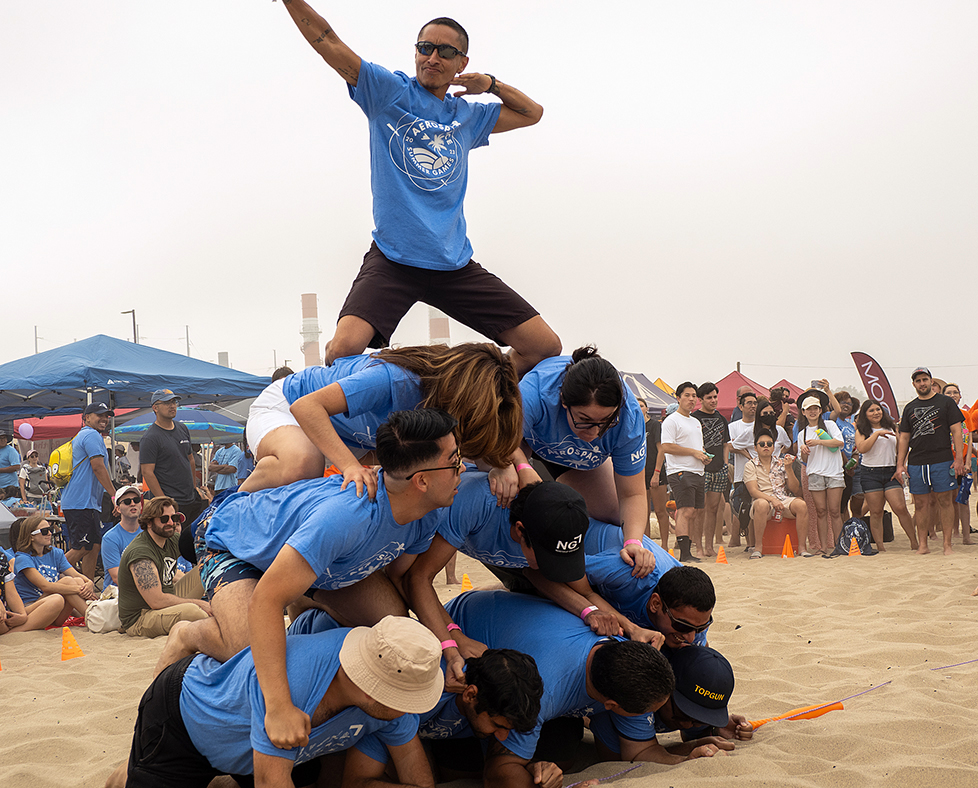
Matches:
[715,546,728,564]
[669,549,676,558]
[460,573,473,592]
[848,537,860,557]
[61,626,85,661]
[781,535,793,558]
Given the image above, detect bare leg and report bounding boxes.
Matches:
[801,467,820,552]
[153,578,258,677]
[703,491,722,556]
[957,502,974,544]
[863,490,887,552]
[443,553,460,585]
[789,498,809,553]
[913,492,934,554]
[323,315,377,366]
[554,463,620,525]
[809,488,829,552]
[650,484,670,550]
[104,760,127,788]
[9,594,66,632]
[884,487,918,549]
[65,545,100,581]
[750,500,770,557]
[496,315,562,378]
[825,486,845,545]
[936,490,955,555]
[311,570,408,627]
[238,425,327,493]
[690,508,705,557]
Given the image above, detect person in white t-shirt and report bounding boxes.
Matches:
[727,391,758,549]
[797,396,845,550]
[661,382,709,563]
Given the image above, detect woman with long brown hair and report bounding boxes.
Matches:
[12,513,95,626]
[241,343,526,504]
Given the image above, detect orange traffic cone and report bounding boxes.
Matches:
[715,546,728,564]
[781,535,793,558]
[848,537,860,557]
[460,573,473,592]
[669,549,676,558]
[61,626,85,661]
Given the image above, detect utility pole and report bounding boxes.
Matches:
[121,310,137,343]
[34,326,38,354]
[186,325,190,356]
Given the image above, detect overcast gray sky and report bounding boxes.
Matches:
[3,1,976,405]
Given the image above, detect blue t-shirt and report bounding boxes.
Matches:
[520,357,647,476]
[828,415,856,460]
[281,355,423,451]
[100,524,140,588]
[436,473,526,568]
[60,426,109,510]
[212,444,244,492]
[443,590,659,759]
[180,628,418,775]
[357,688,472,764]
[583,522,708,645]
[13,548,72,604]
[349,60,501,271]
[0,444,21,488]
[204,474,443,590]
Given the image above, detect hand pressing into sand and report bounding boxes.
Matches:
[714,714,754,741]
[689,737,735,758]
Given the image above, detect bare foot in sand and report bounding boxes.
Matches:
[917,545,930,555]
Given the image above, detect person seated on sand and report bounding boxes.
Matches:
[402,475,634,688]
[580,521,715,650]
[116,496,211,638]
[105,616,444,788]
[589,645,753,763]
[439,589,682,786]
[99,486,144,588]
[12,513,96,626]
[288,608,555,787]
[1,523,66,633]
[743,428,811,559]
[156,408,461,751]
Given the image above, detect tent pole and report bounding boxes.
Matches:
[109,392,117,481]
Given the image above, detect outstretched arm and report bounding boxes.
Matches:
[281,0,362,85]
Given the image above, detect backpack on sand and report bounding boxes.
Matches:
[831,517,876,556]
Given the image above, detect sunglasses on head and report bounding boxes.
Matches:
[119,497,141,506]
[157,513,186,525]
[415,41,466,59]
[32,527,53,536]
[663,602,713,634]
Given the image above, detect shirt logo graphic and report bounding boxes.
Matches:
[388,114,462,191]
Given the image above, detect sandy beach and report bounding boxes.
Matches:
[2,527,976,788]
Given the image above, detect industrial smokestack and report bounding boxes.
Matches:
[428,306,450,346]
[300,293,323,368]
[218,351,229,368]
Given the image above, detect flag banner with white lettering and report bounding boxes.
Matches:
[851,352,899,418]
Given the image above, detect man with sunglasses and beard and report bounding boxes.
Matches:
[117,496,211,639]
[278,1,560,376]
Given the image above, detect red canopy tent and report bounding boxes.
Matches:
[770,378,805,417]
[14,410,137,442]
[714,371,769,420]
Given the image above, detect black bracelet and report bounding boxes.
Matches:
[485,73,498,95]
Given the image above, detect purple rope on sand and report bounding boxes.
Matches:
[930,658,978,671]
[564,764,642,788]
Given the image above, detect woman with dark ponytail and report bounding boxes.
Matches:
[520,346,654,576]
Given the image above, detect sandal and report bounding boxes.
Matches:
[749,551,763,560]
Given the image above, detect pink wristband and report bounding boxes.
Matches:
[623,539,643,547]
[440,639,458,650]
[446,623,461,633]
[516,463,533,472]
[580,606,599,621]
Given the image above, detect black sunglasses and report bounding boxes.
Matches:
[415,41,466,59]
[404,456,464,480]
[757,441,774,448]
[157,513,186,525]
[663,602,713,635]
[119,497,141,506]
[31,527,53,536]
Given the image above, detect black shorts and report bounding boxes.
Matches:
[667,471,705,510]
[339,242,539,348]
[62,508,103,551]
[530,452,573,483]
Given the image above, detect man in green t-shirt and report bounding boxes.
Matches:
[118,496,211,638]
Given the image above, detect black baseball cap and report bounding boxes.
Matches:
[84,402,114,416]
[668,645,734,728]
[519,482,590,583]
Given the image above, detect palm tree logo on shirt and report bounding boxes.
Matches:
[388,114,463,191]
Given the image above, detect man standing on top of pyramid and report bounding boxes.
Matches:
[280,1,561,375]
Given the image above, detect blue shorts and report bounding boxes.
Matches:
[907,462,955,495]
[860,465,903,493]
[198,549,263,600]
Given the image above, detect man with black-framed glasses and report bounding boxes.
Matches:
[118,496,210,639]
[154,408,462,752]
[278,1,560,376]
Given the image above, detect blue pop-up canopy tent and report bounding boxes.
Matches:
[113,408,245,445]
[0,334,271,417]
[620,371,676,411]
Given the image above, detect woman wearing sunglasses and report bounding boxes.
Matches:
[243,343,527,507]
[12,513,95,626]
[854,399,917,551]
[743,430,811,558]
[520,346,654,577]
